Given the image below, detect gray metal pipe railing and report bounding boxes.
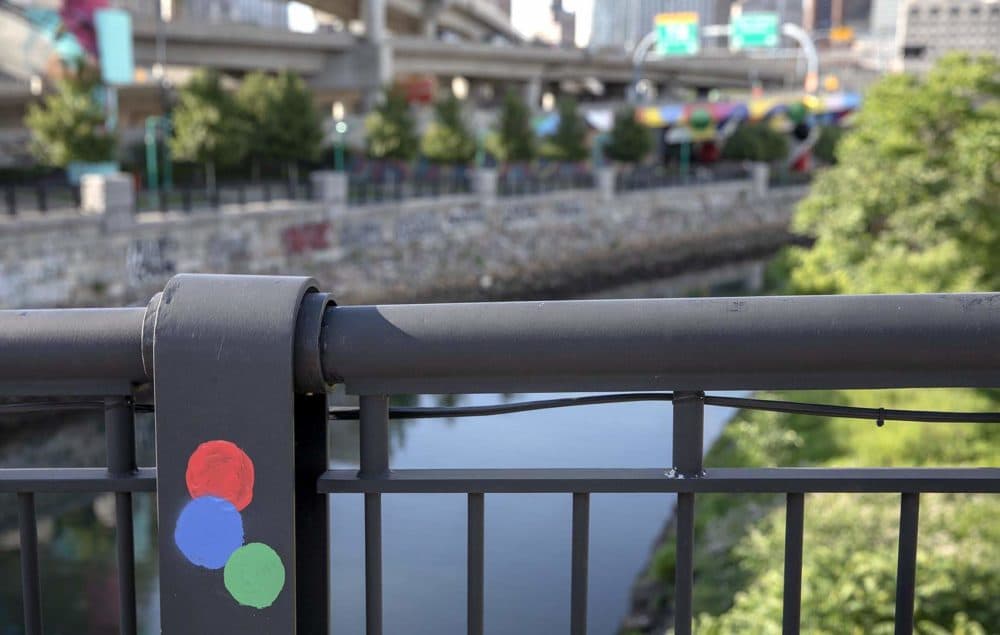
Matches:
[0,307,147,383]
[2,287,999,393]
[321,293,1000,393]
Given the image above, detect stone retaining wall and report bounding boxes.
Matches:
[0,181,808,308]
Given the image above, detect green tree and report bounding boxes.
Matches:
[721,122,789,163]
[494,89,535,162]
[603,107,652,163]
[237,71,322,180]
[812,125,845,164]
[170,69,250,190]
[787,53,1000,294]
[420,95,476,164]
[365,87,418,161]
[541,97,588,162]
[25,77,116,167]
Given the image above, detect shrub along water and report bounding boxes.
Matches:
[640,53,1000,635]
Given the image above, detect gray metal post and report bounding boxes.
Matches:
[105,397,137,635]
[151,274,325,634]
[671,391,704,635]
[359,395,389,635]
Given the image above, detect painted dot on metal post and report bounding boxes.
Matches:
[185,440,255,511]
[224,543,286,609]
[174,496,244,569]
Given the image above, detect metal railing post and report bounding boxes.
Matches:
[150,274,328,634]
[105,397,137,635]
[671,391,704,635]
[359,395,389,635]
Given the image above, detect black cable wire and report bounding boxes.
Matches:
[329,392,677,420]
[332,392,1000,424]
[3,393,999,424]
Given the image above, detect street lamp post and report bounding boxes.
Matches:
[332,102,346,172]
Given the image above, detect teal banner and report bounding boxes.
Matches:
[94,9,134,85]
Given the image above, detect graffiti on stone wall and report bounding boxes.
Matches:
[207,231,251,270]
[127,237,177,286]
[282,222,330,255]
[555,202,584,217]
[395,212,440,243]
[338,221,382,248]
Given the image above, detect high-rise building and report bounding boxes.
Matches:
[899,0,1000,70]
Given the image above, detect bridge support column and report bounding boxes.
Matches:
[81,172,134,230]
[151,274,331,634]
[362,0,391,109]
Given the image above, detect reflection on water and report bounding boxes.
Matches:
[328,393,735,635]
[0,394,735,635]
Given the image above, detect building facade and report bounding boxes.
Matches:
[899,0,1000,69]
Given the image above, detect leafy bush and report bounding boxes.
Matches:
[494,89,535,162]
[420,95,475,164]
[812,125,845,164]
[721,122,788,163]
[696,493,1000,635]
[603,107,652,163]
[237,71,322,169]
[25,77,116,167]
[365,87,418,161]
[544,97,588,162]
[170,70,250,186]
[788,53,1000,294]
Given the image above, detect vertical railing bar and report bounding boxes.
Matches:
[782,492,805,635]
[467,492,485,635]
[105,396,137,635]
[18,492,42,635]
[673,492,696,635]
[894,492,920,635]
[570,492,590,635]
[671,391,704,635]
[359,395,389,635]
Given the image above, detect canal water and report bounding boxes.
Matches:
[0,266,760,634]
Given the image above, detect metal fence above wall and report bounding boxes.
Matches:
[0,276,998,635]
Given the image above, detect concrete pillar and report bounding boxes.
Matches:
[310,171,348,211]
[361,0,392,110]
[363,0,386,42]
[750,162,770,198]
[422,0,444,38]
[474,168,498,204]
[595,167,616,203]
[523,76,542,111]
[81,172,134,229]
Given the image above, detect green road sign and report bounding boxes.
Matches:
[655,12,700,57]
[730,12,779,50]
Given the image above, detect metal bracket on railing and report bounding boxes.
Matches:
[150,274,330,634]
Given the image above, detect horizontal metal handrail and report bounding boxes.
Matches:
[3,293,999,392]
[322,294,1000,393]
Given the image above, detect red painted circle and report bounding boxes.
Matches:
[185,440,255,511]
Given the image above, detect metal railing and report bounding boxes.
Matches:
[134,178,313,213]
[497,163,594,197]
[0,275,998,635]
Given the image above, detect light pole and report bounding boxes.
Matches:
[331,102,346,172]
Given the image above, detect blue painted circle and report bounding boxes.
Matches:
[174,496,244,569]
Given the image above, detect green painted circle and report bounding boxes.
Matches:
[224,543,285,609]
